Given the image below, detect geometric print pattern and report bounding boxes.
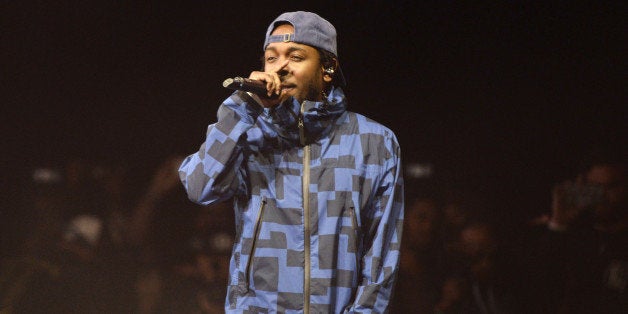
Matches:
[179,86,404,313]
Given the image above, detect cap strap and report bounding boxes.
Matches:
[266,33,294,44]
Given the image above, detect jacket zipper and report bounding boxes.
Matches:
[245,196,266,290]
[299,102,311,314]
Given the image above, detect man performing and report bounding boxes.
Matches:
[179,11,404,313]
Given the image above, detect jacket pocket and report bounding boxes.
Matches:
[243,196,266,292]
[346,204,364,305]
[348,205,363,275]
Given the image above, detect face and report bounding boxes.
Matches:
[460,224,496,260]
[264,24,331,102]
[405,198,438,247]
[587,164,627,221]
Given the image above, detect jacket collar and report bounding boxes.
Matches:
[260,86,347,145]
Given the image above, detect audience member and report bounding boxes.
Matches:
[0,176,65,313]
[7,199,133,312]
[157,203,234,313]
[393,195,446,313]
[523,150,627,313]
[451,221,523,313]
[433,275,470,314]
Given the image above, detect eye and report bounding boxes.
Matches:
[265,56,277,63]
[289,54,304,62]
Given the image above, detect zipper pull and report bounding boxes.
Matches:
[298,116,306,146]
[298,102,306,146]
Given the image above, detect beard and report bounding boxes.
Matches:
[286,70,325,103]
[303,82,323,102]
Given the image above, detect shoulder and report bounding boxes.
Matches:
[339,112,401,167]
[344,111,399,145]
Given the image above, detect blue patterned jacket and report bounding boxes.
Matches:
[179,86,404,313]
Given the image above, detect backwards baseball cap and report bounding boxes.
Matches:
[263,11,346,86]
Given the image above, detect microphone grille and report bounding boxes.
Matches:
[222,78,235,88]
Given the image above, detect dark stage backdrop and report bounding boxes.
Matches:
[2,1,625,243]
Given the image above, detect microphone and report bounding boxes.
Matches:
[222,77,278,99]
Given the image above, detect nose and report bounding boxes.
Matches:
[276,60,290,77]
[277,67,289,78]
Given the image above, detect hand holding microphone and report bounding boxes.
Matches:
[223,77,279,99]
[223,61,289,106]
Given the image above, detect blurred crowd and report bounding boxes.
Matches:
[1,157,234,313]
[392,147,627,314]
[1,146,626,313]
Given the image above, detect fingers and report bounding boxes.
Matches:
[247,71,279,98]
[270,61,288,96]
[248,60,289,98]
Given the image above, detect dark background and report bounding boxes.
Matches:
[2,1,625,236]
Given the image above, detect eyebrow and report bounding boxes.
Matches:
[265,45,308,55]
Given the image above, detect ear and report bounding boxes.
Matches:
[322,67,334,82]
[322,58,339,83]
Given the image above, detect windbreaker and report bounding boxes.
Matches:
[179,86,404,313]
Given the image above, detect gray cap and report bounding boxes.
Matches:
[264,11,337,56]
[263,11,345,86]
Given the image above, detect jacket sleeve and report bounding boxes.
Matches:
[347,135,405,313]
[178,91,264,205]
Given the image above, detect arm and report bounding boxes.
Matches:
[521,179,600,313]
[178,91,264,205]
[348,137,405,313]
[128,156,183,245]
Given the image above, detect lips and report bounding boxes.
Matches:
[280,83,296,93]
